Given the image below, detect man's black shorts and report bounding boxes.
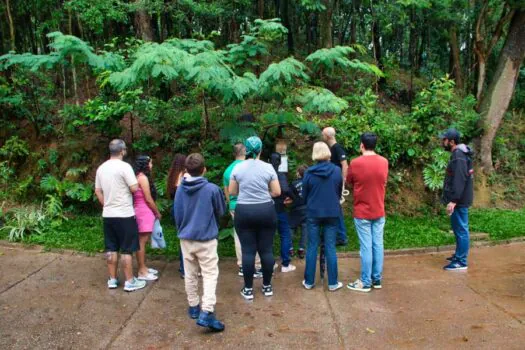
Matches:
[103,216,139,254]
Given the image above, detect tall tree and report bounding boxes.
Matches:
[134,1,155,41]
[449,24,463,90]
[319,0,334,48]
[473,0,515,105]
[4,0,15,51]
[479,10,525,173]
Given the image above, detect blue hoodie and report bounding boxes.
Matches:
[174,177,226,241]
[303,161,342,218]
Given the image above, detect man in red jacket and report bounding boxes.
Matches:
[346,132,389,293]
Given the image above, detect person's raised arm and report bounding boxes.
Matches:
[138,175,161,219]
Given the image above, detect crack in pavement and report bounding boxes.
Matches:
[322,280,346,349]
[0,255,58,295]
[466,283,524,325]
[104,260,169,349]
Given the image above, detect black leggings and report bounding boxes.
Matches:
[234,202,277,288]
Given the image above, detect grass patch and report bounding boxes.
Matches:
[1,208,523,258]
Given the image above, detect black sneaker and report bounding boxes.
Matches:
[240,287,254,300]
[372,280,382,289]
[253,268,263,279]
[297,249,305,259]
[262,284,273,297]
[238,266,244,277]
[443,262,468,271]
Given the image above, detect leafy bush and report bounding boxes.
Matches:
[1,206,47,241]
[423,148,450,191]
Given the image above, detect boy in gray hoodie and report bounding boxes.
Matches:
[174,153,226,332]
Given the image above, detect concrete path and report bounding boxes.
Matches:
[1,243,524,349]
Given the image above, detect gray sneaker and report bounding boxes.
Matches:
[124,277,147,292]
[107,278,119,289]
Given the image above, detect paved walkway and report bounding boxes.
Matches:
[1,243,524,349]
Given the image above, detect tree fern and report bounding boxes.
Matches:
[166,38,215,54]
[293,87,349,114]
[251,18,288,42]
[109,42,189,90]
[306,46,384,77]
[258,57,309,95]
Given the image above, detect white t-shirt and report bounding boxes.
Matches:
[231,159,277,204]
[95,159,138,218]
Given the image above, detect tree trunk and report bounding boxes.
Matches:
[5,0,15,51]
[281,0,294,54]
[476,57,486,103]
[479,10,525,174]
[319,0,333,48]
[258,0,264,18]
[134,3,155,41]
[449,25,463,90]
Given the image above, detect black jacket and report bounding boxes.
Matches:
[441,144,474,207]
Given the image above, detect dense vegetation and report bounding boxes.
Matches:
[0,0,524,249]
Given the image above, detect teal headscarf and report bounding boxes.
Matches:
[245,136,262,159]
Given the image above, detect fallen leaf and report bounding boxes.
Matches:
[462,336,469,342]
[366,328,376,334]
[296,106,303,113]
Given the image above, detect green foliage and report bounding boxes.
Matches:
[1,205,47,241]
[423,148,450,191]
[109,42,188,90]
[40,173,93,203]
[258,57,309,98]
[0,136,29,160]
[306,46,384,77]
[293,87,349,114]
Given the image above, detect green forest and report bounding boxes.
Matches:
[0,0,524,254]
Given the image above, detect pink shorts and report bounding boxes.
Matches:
[134,206,155,233]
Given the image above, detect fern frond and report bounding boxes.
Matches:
[109,42,189,90]
[166,38,215,53]
[294,87,349,114]
[258,57,309,93]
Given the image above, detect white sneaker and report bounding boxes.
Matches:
[123,277,147,292]
[137,272,158,281]
[148,268,159,275]
[302,280,314,290]
[281,264,296,273]
[107,278,119,289]
[329,281,343,292]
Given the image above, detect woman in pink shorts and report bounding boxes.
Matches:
[133,155,161,281]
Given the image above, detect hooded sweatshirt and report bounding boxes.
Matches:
[270,152,294,213]
[174,177,226,241]
[442,144,474,207]
[303,161,342,218]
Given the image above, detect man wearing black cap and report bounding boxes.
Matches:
[440,128,474,271]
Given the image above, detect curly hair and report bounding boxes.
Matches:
[167,153,187,199]
[133,155,157,200]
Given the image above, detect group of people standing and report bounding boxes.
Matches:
[94,125,473,333]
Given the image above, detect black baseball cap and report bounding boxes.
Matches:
[440,128,460,143]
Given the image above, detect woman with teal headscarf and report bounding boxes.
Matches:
[228,136,281,300]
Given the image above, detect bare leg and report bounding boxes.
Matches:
[136,233,150,276]
[106,252,118,279]
[120,254,134,282]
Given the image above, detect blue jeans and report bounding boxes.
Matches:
[277,211,292,267]
[304,217,339,288]
[354,217,385,286]
[337,208,348,243]
[451,207,470,265]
